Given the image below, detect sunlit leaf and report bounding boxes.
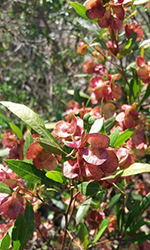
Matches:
[89,118,104,133]
[46,171,63,183]
[36,137,66,155]
[76,198,92,224]
[0,181,13,194]
[1,233,11,250]
[0,102,50,139]
[109,126,120,147]
[5,159,52,186]
[113,128,134,147]
[70,2,97,22]
[101,163,150,180]
[92,218,109,244]
[9,122,23,140]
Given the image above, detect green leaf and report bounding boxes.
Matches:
[0,113,9,124]
[0,181,13,194]
[76,198,92,224]
[92,218,109,244]
[129,68,140,104]
[12,202,35,250]
[74,84,82,108]
[77,223,88,250]
[0,102,49,139]
[1,233,11,250]
[109,126,120,147]
[23,201,35,247]
[117,208,125,231]
[36,137,66,155]
[113,128,134,147]
[23,131,34,162]
[5,160,52,186]
[89,118,104,133]
[101,163,150,180]
[104,117,116,135]
[106,193,121,209]
[78,181,101,196]
[0,148,10,157]
[46,171,63,183]
[76,18,99,35]
[117,33,137,58]
[70,2,97,22]
[9,122,23,140]
[138,84,150,107]
[130,232,150,244]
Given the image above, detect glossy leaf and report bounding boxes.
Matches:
[89,118,104,133]
[0,102,50,139]
[0,181,13,194]
[9,122,23,140]
[102,163,150,180]
[5,159,52,186]
[1,233,11,250]
[0,148,10,157]
[92,218,109,244]
[113,128,134,147]
[78,181,101,196]
[70,2,97,22]
[109,126,120,147]
[36,137,66,155]
[46,171,63,183]
[76,198,92,224]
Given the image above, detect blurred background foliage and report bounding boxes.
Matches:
[0,0,150,124]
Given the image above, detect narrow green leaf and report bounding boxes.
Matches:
[74,84,82,108]
[113,128,134,147]
[104,117,116,135]
[36,137,66,155]
[0,113,9,123]
[77,223,88,250]
[106,193,121,209]
[70,2,97,22]
[1,233,11,250]
[46,171,63,183]
[117,208,125,231]
[76,198,92,224]
[92,218,109,244]
[23,131,34,162]
[138,84,150,107]
[78,181,101,196]
[109,126,120,147]
[9,122,23,140]
[5,159,52,186]
[0,181,13,194]
[130,232,150,244]
[0,102,49,139]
